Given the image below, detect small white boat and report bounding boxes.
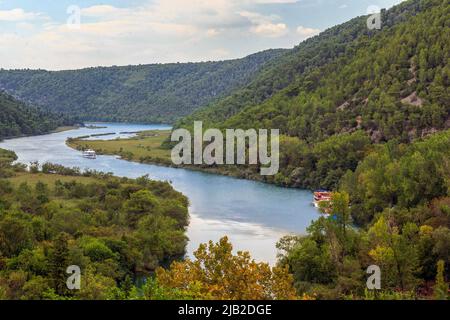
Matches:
[82,149,97,159]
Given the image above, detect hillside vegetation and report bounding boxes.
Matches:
[178,0,449,192]
[219,0,449,141]
[178,0,436,128]
[0,150,189,299]
[0,50,286,124]
[278,130,450,299]
[0,92,71,140]
[67,131,172,164]
[0,151,301,300]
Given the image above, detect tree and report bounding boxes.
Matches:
[49,233,70,295]
[35,181,50,204]
[367,216,420,291]
[320,192,351,239]
[0,159,190,300]
[21,276,51,300]
[433,260,448,300]
[285,236,337,286]
[134,214,187,266]
[155,237,300,300]
[123,190,161,227]
[0,215,33,257]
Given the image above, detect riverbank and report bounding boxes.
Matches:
[52,125,81,133]
[1,122,319,264]
[0,126,81,143]
[66,130,295,189]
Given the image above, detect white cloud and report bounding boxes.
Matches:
[206,28,220,37]
[15,22,35,31]
[296,25,320,38]
[239,11,288,37]
[0,8,42,21]
[0,1,308,69]
[251,23,288,37]
[81,5,126,17]
[251,0,298,3]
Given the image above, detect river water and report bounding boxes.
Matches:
[0,123,318,264]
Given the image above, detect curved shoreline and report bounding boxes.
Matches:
[65,134,309,191]
[0,125,80,142]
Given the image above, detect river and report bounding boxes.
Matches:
[0,123,318,264]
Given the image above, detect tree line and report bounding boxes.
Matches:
[0,50,286,124]
[0,151,190,299]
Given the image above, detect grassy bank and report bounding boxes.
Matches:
[67,130,173,164]
[52,126,80,133]
[66,130,273,185]
[7,172,98,187]
[0,126,80,142]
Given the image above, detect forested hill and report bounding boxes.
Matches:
[179,0,449,190]
[0,92,71,140]
[177,0,437,129]
[0,49,286,124]
[215,0,449,143]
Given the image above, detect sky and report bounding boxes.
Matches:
[0,0,405,70]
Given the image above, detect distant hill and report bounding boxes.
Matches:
[0,49,286,124]
[0,91,71,139]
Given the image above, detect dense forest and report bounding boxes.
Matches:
[277,130,450,299]
[161,0,450,298]
[0,142,448,299]
[177,0,449,192]
[0,150,303,300]
[209,0,449,299]
[219,0,449,140]
[0,149,191,299]
[177,0,436,128]
[0,92,72,140]
[0,0,448,300]
[0,49,286,124]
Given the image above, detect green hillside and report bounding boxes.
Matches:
[0,49,286,124]
[0,92,71,139]
[221,0,449,140]
[278,130,450,299]
[177,0,434,128]
[179,0,449,190]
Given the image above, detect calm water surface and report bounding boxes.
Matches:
[0,123,318,264]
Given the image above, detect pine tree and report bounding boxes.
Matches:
[50,233,70,296]
[433,260,448,300]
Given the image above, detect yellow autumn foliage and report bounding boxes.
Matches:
[155,236,307,300]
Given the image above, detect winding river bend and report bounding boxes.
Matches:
[0,123,318,264]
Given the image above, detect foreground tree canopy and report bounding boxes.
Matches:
[0,151,189,299]
[152,236,302,300]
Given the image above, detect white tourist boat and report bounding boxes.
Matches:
[313,190,332,209]
[82,149,97,159]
